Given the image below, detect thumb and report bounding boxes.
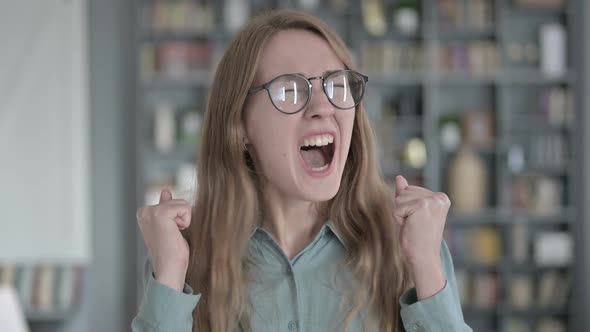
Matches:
[159,189,173,204]
[395,175,409,196]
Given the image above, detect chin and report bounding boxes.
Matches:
[300,178,341,203]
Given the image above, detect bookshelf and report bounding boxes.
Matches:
[135,1,584,331]
[0,264,85,324]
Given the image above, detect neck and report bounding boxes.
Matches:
[261,188,325,260]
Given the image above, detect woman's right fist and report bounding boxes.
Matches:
[136,189,192,291]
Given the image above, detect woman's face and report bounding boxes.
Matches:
[244,29,355,203]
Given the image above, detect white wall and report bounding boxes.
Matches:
[0,0,90,263]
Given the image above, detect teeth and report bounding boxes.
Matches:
[301,134,334,148]
[311,164,329,172]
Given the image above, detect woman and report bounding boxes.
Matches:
[132,9,471,332]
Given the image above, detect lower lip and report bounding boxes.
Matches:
[298,146,336,178]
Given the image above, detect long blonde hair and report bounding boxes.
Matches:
[185,9,412,332]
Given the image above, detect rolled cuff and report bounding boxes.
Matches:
[134,272,200,330]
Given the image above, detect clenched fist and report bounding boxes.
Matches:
[136,189,192,291]
[393,175,450,300]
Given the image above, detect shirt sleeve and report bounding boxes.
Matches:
[399,241,473,332]
[131,256,201,332]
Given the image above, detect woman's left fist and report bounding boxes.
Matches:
[393,175,450,269]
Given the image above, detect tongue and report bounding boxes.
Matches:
[300,148,327,168]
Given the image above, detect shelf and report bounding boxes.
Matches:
[141,31,216,43]
[428,73,498,85]
[509,125,573,134]
[501,307,569,317]
[509,5,570,17]
[437,29,497,40]
[509,166,572,177]
[382,167,423,180]
[463,305,569,317]
[142,143,197,163]
[448,208,502,225]
[388,71,574,85]
[462,307,500,316]
[442,146,499,157]
[368,73,424,86]
[141,72,212,89]
[508,263,571,273]
[26,309,74,322]
[510,206,575,224]
[454,261,500,273]
[393,115,423,129]
[498,70,574,85]
[135,2,583,332]
[447,207,574,225]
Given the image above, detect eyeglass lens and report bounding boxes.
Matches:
[267,71,365,114]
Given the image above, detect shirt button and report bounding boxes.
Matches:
[288,320,298,330]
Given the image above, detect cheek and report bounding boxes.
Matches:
[246,111,296,164]
[338,112,355,145]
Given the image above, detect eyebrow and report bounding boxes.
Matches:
[293,69,342,78]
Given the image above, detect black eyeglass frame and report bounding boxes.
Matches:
[247,69,369,115]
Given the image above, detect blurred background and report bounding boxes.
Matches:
[0,0,589,331]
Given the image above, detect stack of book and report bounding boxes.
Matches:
[438,42,499,75]
[438,0,495,32]
[361,41,424,76]
[0,265,84,314]
[141,0,214,35]
[141,41,213,80]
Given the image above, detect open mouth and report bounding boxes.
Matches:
[299,134,335,172]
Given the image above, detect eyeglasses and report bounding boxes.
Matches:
[247,69,369,114]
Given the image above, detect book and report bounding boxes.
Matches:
[36,266,55,311]
[471,228,500,265]
[472,273,498,308]
[537,318,566,332]
[15,267,33,309]
[56,266,74,310]
[0,266,17,287]
[511,275,533,309]
[538,271,571,308]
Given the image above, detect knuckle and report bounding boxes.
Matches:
[434,192,451,205]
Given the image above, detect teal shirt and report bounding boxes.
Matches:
[132,222,472,331]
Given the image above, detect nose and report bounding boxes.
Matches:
[304,79,335,119]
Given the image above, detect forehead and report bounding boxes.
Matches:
[256,29,346,83]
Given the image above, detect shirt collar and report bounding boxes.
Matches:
[249,219,347,249]
[325,220,347,249]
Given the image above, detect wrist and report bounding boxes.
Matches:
[410,255,446,300]
[408,252,441,272]
[154,270,186,292]
[153,259,188,292]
